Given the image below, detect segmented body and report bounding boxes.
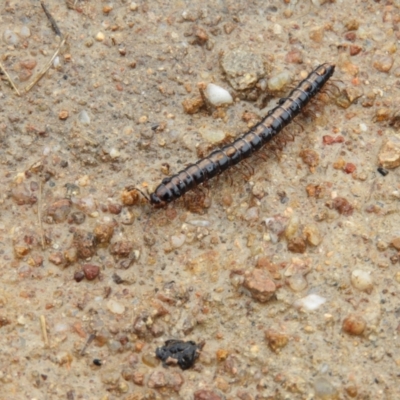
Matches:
[149,63,335,206]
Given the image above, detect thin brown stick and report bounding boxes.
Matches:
[0,61,21,96]
[80,333,96,356]
[38,178,45,250]
[25,35,67,93]
[40,1,62,37]
[40,315,50,348]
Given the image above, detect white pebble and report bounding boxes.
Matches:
[129,2,138,11]
[107,299,125,315]
[200,128,225,144]
[268,71,291,91]
[294,293,326,311]
[273,24,283,35]
[3,29,19,45]
[53,56,61,68]
[19,26,31,38]
[359,123,368,132]
[288,274,308,292]
[205,83,233,106]
[110,148,120,159]
[78,110,91,125]
[351,269,373,292]
[95,32,105,42]
[187,219,211,227]
[170,234,186,248]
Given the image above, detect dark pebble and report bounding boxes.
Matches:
[156,340,202,370]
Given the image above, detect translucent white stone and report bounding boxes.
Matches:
[205,83,233,106]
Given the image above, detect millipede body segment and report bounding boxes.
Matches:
[149,63,335,206]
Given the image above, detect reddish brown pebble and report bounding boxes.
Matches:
[332,197,354,216]
[193,26,209,45]
[265,329,289,353]
[46,199,72,223]
[285,48,303,64]
[342,314,366,335]
[82,264,100,280]
[323,135,345,145]
[344,31,356,41]
[108,203,122,214]
[20,59,37,70]
[59,110,69,120]
[349,45,362,56]
[243,269,276,302]
[374,108,391,122]
[74,271,85,282]
[344,163,356,174]
[48,252,65,266]
[373,55,394,73]
[194,389,222,400]
[287,237,306,253]
[121,187,140,206]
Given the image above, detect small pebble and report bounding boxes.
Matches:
[378,136,400,169]
[107,299,125,315]
[265,329,289,352]
[288,274,308,292]
[82,264,100,280]
[19,26,31,38]
[59,110,69,120]
[129,2,139,11]
[267,71,291,91]
[351,269,373,292]
[3,29,19,45]
[200,128,225,144]
[243,269,276,302]
[294,294,326,311]
[78,110,90,125]
[170,234,186,248]
[95,32,105,42]
[205,83,233,106]
[372,55,394,73]
[313,376,338,399]
[342,314,366,336]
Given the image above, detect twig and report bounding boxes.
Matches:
[0,61,21,96]
[40,315,49,348]
[80,333,96,356]
[25,35,67,93]
[38,178,45,250]
[40,1,62,37]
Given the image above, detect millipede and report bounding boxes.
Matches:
[144,63,335,207]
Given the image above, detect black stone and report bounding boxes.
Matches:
[155,340,202,370]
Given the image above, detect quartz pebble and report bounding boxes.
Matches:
[19,26,31,38]
[294,294,326,311]
[288,274,308,292]
[313,376,338,399]
[200,128,225,144]
[268,71,291,91]
[170,234,186,248]
[78,110,91,125]
[3,29,19,45]
[351,269,373,292]
[107,299,125,315]
[205,83,233,106]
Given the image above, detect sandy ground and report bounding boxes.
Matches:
[1,1,400,399]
